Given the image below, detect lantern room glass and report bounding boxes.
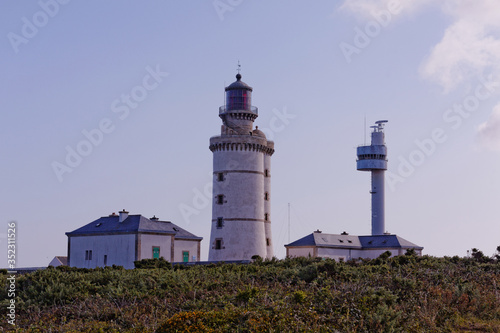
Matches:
[226,89,251,111]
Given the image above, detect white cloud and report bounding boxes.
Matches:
[339,0,433,19]
[477,103,500,151]
[341,0,500,152]
[341,0,500,90]
[416,1,500,152]
[420,1,500,92]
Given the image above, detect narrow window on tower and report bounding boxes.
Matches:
[266,238,270,246]
[217,194,224,204]
[264,192,269,201]
[217,172,224,182]
[264,169,269,177]
[104,255,107,266]
[215,239,222,250]
[264,213,269,221]
[217,217,224,229]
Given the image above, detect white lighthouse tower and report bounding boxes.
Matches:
[357,120,388,236]
[208,72,274,261]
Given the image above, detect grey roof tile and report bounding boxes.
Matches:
[286,232,422,250]
[66,214,202,240]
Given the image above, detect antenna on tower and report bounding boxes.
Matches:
[375,120,388,132]
[288,203,291,243]
[364,115,367,145]
[237,60,241,74]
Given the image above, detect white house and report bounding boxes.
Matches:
[285,230,423,261]
[66,210,202,269]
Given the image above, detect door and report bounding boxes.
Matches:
[153,247,160,259]
[182,251,189,263]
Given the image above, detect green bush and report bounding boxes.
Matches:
[1,255,500,332]
[134,257,172,269]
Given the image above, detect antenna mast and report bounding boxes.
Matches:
[288,203,291,243]
[364,115,366,145]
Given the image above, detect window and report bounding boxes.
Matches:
[264,192,269,201]
[266,238,270,246]
[104,255,107,266]
[217,194,224,205]
[152,246,160,259]
[183,251,189,263]
[264,213,269,221]
[217,217,224,228]
[215,239,222,250]
[84,250,93,260]
[264,169,269,177]
[217,173,224,181]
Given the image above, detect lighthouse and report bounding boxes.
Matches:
[208,72,274,261]
[357,120,388,236]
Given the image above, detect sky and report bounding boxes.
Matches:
[1,0,499,267]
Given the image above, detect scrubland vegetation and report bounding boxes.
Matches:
[1,251,500,332]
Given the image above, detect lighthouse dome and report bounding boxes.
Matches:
[225,74,253,91]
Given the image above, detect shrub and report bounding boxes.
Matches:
[134,257,172,269]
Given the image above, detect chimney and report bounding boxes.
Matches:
[119,209,129,223]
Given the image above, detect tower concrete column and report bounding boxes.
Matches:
[371,170,385,235]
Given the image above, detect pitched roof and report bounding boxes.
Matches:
[359,235,422,249]
[66,214,202,241]
[54,256,68,265]
[285,232,422,250]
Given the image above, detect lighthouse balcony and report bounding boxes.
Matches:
[219,105,258,115]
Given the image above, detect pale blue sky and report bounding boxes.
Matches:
[1,1,499,267]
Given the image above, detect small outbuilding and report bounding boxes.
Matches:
[66,210,202,269]
[285,230,423,261]
[48,256,68,267]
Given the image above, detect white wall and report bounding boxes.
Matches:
[139,234,173,262]
[69,234,136,269]
[287,247,315,258]
[264,153,273,259]
[317,247,352,261]
[173,239,200,262]
[209,142,269,261]
[289,246,420,261]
